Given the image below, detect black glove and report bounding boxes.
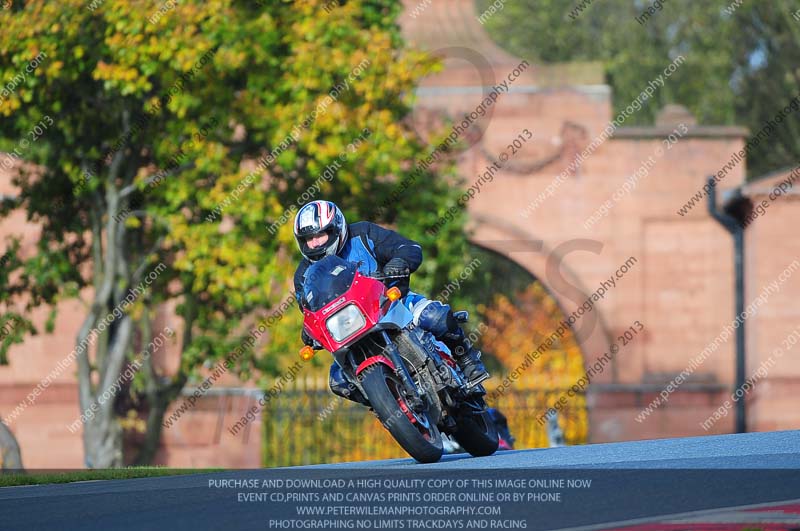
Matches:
[383,257,410,277]
[382,258,410,297]
[302,328,323,350]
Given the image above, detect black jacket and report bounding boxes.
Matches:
[293,221,423,312]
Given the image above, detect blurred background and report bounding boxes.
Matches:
[0,0,798,470]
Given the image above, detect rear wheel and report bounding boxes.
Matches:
[452,404,499,457]
[360,364,443,463]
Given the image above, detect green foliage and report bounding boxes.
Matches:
[476,0,800,176]
[478,0,738,127]
[0,467,219,487]
[731,1,800,176]
[0,0,468,461]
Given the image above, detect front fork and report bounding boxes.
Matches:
[380,330,425,411]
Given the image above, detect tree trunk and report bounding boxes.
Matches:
[134,400,166,466]
[133,390,172,466]
[83,415,123,468]
[78,165,134,468]
[133,309,191,466]
[133,371,188,466]
[80,313,133,468]
[0,419,23,471]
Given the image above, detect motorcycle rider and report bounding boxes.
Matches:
[293,199,489,406]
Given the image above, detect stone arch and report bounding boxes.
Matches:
[467,212,614,381]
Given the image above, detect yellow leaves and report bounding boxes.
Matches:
[277,216,298,247]
[124,217,142,229]
[93,60,139,83]
[127,33,144,47]
[46,60,64,77]
[0,95,21,116]
[106,32,136,50]
[119,409,146,434]
[217,244,237,265]
[214,47,245,70]
[328,47,346,67]
[145,95,161,112]
[482,282,584,391]
[127,296,146,322]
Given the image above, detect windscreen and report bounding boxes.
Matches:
[302,255,357,312]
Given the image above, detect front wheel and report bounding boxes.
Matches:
[452,406,499,457]
[360,364,443,463]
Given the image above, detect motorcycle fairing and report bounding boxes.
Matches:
[375,297,415,330]
[303,272,386,352]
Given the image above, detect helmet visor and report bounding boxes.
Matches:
[303,231,330,250]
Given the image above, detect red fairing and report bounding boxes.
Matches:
[302,271,387,352]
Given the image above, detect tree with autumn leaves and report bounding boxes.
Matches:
[0,0,470,467]
[480,282,588,445]
[482,283,584,388]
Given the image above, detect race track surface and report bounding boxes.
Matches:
[1,430,798,531]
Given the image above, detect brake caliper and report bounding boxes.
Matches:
[396,398,418,425]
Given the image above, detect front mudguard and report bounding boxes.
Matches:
[355,355,395,376]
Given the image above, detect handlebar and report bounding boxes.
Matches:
[366,272,410,281]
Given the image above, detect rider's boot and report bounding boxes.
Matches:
[442,328,490,389]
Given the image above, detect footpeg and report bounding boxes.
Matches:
[465,371,490,390]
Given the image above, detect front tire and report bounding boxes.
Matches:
[360,364,443,463]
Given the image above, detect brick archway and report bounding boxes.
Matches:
[400,0,752,442]
[468,213,613,374]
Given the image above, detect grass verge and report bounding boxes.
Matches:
[0,467,221,488]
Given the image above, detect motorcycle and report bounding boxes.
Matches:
[299,254,498,463]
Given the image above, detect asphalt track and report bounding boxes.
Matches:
[1,430,798,531]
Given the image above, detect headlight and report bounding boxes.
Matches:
[326,304,366,342]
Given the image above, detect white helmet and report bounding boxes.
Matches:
[293,200,348,261]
